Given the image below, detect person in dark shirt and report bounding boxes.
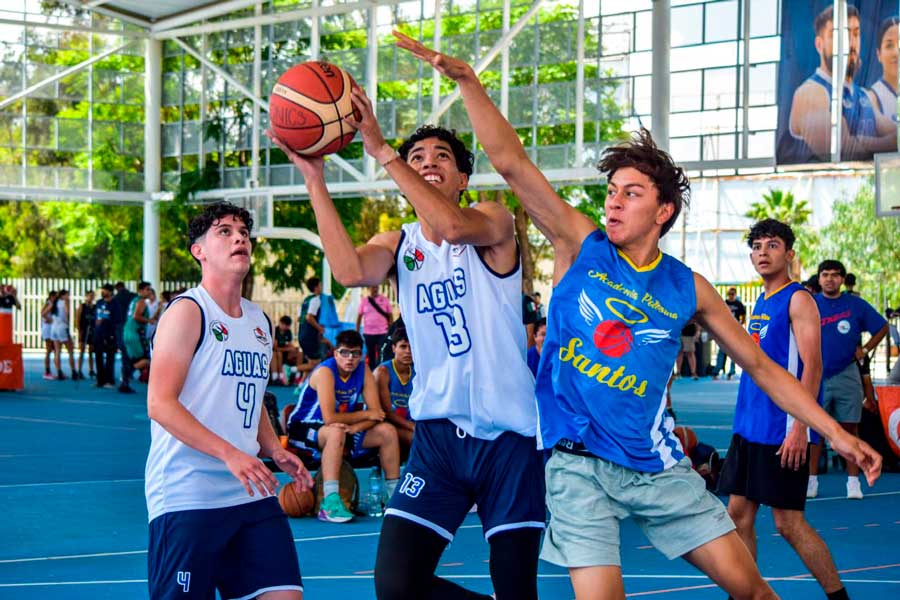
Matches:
[677,319,700,379]
[271,315,303,386]
[109,282,137,393]
[714,288,746,380]
[76,290,96,379]
[0,284,21,310]
[93,284,118,388]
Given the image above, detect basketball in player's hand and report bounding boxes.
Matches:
[278,482,315,517]
[269,61,361,156]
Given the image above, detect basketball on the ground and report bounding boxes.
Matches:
[269,61,360,156]
[673,425,698,455]
[278,482,315,518]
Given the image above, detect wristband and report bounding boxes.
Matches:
[373,143,400,166]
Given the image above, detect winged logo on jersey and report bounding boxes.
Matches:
[579,289,670,358]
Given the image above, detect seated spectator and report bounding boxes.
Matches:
[527,319,546,377]
[374,328,415,456]
[271,315,304,386]
[286,330,400,523]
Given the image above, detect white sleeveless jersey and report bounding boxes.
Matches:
[144,285,273,522]
[871,79,898,123]
[396,221,536,440]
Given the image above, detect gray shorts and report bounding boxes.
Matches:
[540,450,734,568]
[823,362,863,424]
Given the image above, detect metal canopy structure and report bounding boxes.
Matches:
[2,0,801,287]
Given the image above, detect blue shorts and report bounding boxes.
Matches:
[385,418,546,541]
[148,497,302,600]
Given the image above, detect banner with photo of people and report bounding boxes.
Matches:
[776,1,898,164]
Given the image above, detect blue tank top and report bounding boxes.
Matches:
[379,359,415,421]
[734,282,821,445]
[808,71,878,137]
[289,357,366,424]
[535,230,697,472]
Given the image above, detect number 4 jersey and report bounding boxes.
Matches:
[144,285,273,522]
[395,221,536,440]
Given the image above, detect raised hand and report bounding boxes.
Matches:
[264,129,325,180]
[344,86,388,157]
[393,30,476,81]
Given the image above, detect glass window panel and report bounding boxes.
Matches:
[748,62,776,105]
[120,72,142,105]
[747,129,774,158]
[122,123,144,156]
[58,72,86,101]
[57,118,86,151]
[632,75,651,115]
[601,14,633,55]
[671,70,702,112]
[750,0,778,38]
[25,116,52,148]
[634,10,652,52]
[705,1,738,43]
[670,136,701,162]
[749,36,779,63]
[702,133,736,160]
[671,41,738,69]
[704,67,737,109]
[748,105,777,131]
[671,4,703,47]
[162,122,180,156]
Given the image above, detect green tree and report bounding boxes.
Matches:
[814,183,900,305]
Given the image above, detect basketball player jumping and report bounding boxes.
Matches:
[395,32,881,600]
[146,202,312,600]
[268,91,545,599]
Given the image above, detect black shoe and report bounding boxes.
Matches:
[118,384,136,394]
[57,373,68,380]
[89,371,96,378]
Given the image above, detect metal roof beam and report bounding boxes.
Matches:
[55,0,152,28]
[152,0,401,40]
[0,41,132,111]
[150,0,260,34]
[0,16,147,37]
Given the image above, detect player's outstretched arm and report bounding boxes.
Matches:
[693,274,882,485]
[394,30,596,256]
[266,132,398,287]
[147,300,279,497]
[346,85,513,249]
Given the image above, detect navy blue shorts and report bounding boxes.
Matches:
[288,421,376,460]
[385,418,546,541]
[148,497,302,600]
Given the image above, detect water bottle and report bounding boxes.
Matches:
[367,467,384,517]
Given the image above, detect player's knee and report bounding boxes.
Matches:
[772,512,801,539]
[321,424,346,445]
[377,422,399,443]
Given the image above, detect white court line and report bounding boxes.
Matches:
[0,479,143,490]
[808,489,900,502]
[0,415,137,431]
[0,575,896,588]
[0,523,487,564]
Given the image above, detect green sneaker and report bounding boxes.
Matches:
[317,492,354,523]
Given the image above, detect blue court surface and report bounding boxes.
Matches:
[0,357,898,599]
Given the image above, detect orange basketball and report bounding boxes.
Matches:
[269,61,360,156]
[673,425,698,456]
[278,483,315,518]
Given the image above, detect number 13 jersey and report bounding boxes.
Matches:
[395,222,536,440]
[144,285,273,522]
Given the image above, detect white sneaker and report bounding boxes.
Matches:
[846,478,863,500]
[806,477,818,498]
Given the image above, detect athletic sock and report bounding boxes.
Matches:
[323,480,339,497]
[809,475,818,483]
[827,588,850,600]
[385,478,399,498]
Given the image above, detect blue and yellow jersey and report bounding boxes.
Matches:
[536,230,697,472]
[379,359,415,421]
[288,357,366,424]
[735,281,821,445]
